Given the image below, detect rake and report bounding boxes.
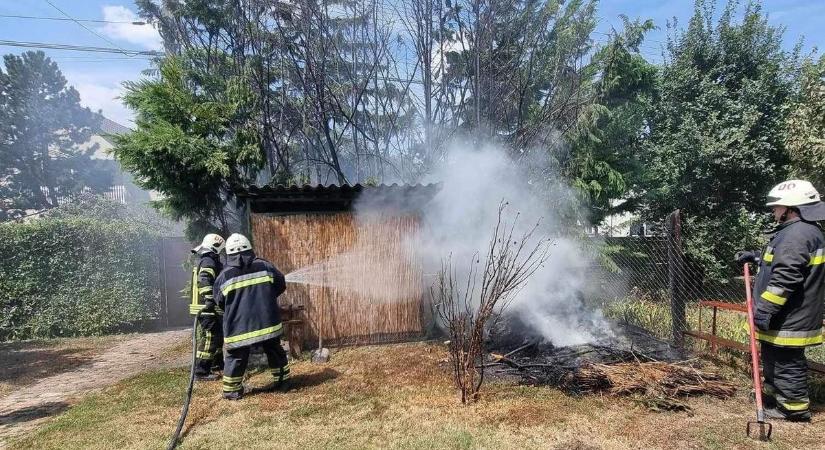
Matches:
[743,262,772,441]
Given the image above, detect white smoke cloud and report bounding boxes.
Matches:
[100,5,163,50]
[413,142,613,346]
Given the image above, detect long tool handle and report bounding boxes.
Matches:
[743,263,765,421]
[319,262,326,350]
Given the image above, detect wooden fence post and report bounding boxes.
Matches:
[668,209,686,347]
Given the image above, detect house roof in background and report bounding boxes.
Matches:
[238,183,441,214]
[95,115,132,145]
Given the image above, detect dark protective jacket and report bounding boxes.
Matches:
[190,251,223,316]
[213,250,286,349]
[754,218,825,347]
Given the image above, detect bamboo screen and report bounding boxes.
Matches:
[251,212,425,346]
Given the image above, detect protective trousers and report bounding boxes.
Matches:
[195,315,224,376]
[222,338,290,393]
[761,342,811,419]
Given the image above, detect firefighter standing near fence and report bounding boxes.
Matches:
[736,179,825,421]
[214,233,290,400]
[190,233,226,381]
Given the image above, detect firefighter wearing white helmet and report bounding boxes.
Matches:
[735,179,825,421]
[213,233,289,400]
[190,233,226,381]
[225,233,252,255]
[765,179,825,221]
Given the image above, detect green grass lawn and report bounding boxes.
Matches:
[11,342,825,450]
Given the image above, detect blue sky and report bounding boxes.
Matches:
[595,1,825,62]
[0,1,822,126]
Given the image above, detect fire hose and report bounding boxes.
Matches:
[166,310,202,450]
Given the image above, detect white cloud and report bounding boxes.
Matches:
[100,5,163,51]
[68,76,134,126]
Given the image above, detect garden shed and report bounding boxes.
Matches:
[238,184,439,347]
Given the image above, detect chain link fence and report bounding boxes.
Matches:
[590,210,825,370]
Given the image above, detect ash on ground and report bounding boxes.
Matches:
[483,315,737,412]
[485,315,689,391]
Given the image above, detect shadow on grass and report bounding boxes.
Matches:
[0,401,69,426]
[291,368,341,391]
[0,342,97,385]
[174,368,343,444]
[244,368,341,398]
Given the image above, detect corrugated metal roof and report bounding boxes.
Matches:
[237,183,439,197]
[238,183,440,214]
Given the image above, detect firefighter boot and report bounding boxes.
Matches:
[222,387,244,401]
[763,407,811,422]
[195,373,220,381]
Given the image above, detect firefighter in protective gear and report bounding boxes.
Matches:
[191,233,226,381]
[213,233,289,400]
[736,179,825,421]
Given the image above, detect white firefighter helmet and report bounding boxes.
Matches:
[766,179,825,221]
[192,233,225,254]
[225,233,253,255]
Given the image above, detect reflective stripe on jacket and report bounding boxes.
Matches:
[754,218,825,347]
[213,250,286,349]
[190,252,223,316]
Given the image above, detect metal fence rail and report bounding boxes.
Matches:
[591,210,825,372]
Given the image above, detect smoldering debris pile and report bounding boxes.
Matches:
[569,361,736,411]
[485,318,736,411]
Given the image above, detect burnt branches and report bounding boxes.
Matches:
[432,202,551,403]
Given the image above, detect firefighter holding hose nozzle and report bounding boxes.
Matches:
[735,179,825,422]
[214,233,290,400]
[190,233,226,381]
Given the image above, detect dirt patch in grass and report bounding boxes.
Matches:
[12,341,825,450]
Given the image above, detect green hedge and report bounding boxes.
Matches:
[0,217,161,341]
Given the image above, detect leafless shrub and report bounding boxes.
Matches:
[432,201,551,403]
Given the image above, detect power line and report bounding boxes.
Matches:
[0,39,164,56]
[0,37,657,62]
[51,55,155,60]
[44,0,134,57]
[0,13,147,25]
[50,57,156,63]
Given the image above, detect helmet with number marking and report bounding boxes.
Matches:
[192,233,225,254]
[766,180,825,221]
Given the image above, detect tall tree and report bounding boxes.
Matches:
[642,0,796,279]
[0,51,110,219]
[137,0,415,185]
[112,57,263,236]
[435,0,600,148]
[127,0,666,233]
[786,55,825,189]
[568,16,657,226]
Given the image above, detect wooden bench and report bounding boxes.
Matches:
[279,304,305,358]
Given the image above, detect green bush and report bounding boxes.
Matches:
[0,216,161,341]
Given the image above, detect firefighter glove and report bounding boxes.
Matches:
[735,250,759,264]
